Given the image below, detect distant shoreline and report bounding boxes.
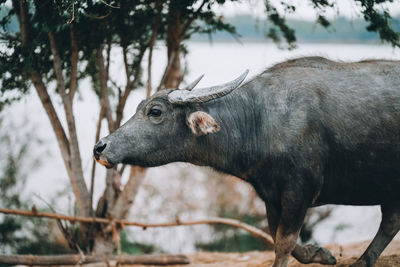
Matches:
[190,15,400,45]
[187,38,390,45]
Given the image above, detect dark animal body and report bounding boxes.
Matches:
[94,57,400,267]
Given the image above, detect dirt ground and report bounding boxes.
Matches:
[134,240,400,267]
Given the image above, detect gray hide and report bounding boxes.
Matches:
[94,57,400,267]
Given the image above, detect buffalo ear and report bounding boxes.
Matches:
[187,111,221,136]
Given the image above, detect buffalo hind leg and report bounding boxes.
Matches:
[350,204,400,267]
[266,203,336,265]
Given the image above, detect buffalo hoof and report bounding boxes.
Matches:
[292,244,337,265]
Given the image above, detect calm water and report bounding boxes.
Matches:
[6,42,400,252]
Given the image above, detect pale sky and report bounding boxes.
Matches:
[215,0,400,21]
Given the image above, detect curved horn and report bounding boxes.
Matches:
[168,70,249,104]
[183,74,204,91]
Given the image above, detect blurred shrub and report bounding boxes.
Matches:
[196,213,273,252]
[0,117,71,265]
[120,230,159,255]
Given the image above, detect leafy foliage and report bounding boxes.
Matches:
[263,0,400,48]
[0,0,238,107]
[1,0,398,107]
[0,0,241,253]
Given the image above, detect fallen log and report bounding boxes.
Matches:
[0,254,190,266]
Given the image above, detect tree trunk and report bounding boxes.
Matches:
[48,31,91,218]
[110,167,146,219]
[92,167,146,255]
[164,2,183,89]
[14,0,158,255]
[92,235,115,255]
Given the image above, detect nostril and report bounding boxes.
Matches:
[93,142,107,159]
[97,143,107,153]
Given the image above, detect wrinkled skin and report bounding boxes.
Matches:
[95,57,400,267]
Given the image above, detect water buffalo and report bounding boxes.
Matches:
[94,56,400,267]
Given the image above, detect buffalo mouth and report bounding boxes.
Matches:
[95,156,115,169]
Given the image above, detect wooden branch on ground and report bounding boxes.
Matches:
[0,254,190,266]
[0,207,274,245]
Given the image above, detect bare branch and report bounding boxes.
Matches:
[49,32,91,216]
[161,0,207,90]
[15,0,30,46]
[100,0,120,9]
[67,2,75,24]
[48,32,67,95]
[69,25,79,98]
[83,11,112,20]
[157,51,176,91]
[114,43,132,127]
[105,38,112,81]
[0,207,274,245]
[179,0,208,41]
[96,46,115,132]
[122,42,131,87]
[90,104,105,210]
[14,0,90,217]
[115,4,163,126]
[114,46,146,127]
[30,73,71,170]
[146,47,154,98]
[0,254,189,266]
[146,2,162,98]
[110,166,146,220]
[96,168,118,221]
[14,1,72,193]
[33,193,77,251]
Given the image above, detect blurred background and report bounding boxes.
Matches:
[1,0,400,257]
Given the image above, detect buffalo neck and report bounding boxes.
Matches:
[186,84,266,179]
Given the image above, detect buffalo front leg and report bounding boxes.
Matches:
[350,204,400,267]
[271,189,315,267]
[266,203,335,265]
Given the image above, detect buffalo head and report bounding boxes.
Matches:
[93,70,248,168]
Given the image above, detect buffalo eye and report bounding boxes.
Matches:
[147,108,162,117]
